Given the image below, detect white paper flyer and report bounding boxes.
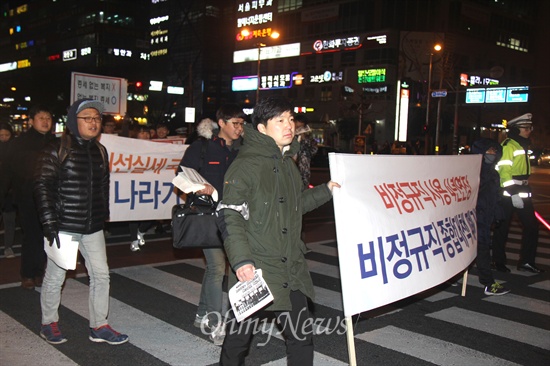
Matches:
[228,269,274,322]
[172,166,218,202]
[43,233,80,270]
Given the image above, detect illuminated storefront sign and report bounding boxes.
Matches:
[237,12,273,27]
[466,86,528,103]
[232,76,258,92]
[365,34,387,45]
[309,70,343,84]
[233,43,300,63]
[0,62,17,73]
[260,72,295,89]
[63,48,77,61]
[167,86,184,95]
[149,81,163,91]
[312,36,361,52]
[81,47,92,56]
[17,59,31,69]
[363,85,388,93]
[232,72,297,91]
[150,15,169,25]
[358,68,386,83]
[236,27,277,41]
[150,49,168,57]
[460,73,499,87]
[151,29,168,44]
[112,48,133,57]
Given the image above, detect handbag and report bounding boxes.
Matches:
[171,194,223,249]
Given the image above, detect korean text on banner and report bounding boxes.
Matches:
[99,134,188,222]
[329,154,481,317]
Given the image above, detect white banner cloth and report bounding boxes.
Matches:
[99,134,188,221]
[329,153,481,316]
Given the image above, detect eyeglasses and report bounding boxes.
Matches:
[227,120,245,128]
[518,125,534,131]
[77,116,102,124]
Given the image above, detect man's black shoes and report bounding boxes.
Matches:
[517,263,545,273]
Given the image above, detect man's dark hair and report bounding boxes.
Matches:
[29,104,52,119]
[294,113,308,125]
[251,97,293,130]
[216,104,246,122]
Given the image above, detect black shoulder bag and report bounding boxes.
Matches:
[172,139,223,249]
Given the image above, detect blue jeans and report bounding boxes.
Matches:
[197,248,226,325]
[41,230,110,328]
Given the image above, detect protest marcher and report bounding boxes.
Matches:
[34,99,128,345]
[4,105,56,288]
[177,104,246,345]
[217,97,340,365]
[471,138,510,295]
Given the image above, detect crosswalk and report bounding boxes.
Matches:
[1,224,549,366]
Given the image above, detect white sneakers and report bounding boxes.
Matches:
[194,314,225,346]
[130,230,146,252]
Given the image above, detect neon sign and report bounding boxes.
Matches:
[358,68,386,83]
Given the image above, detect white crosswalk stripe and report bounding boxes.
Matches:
[0,220,548,365]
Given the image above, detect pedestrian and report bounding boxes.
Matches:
[34,99,128,345]
[3,105,56,289]
[216,97,340,365]
[177,104,246,346]
[471,138,510,295]
[0,123,17,258]
[293,114,318,189]
[492,113,544,273]
[102,117,117,135]
[155,123,170,139]
[129,125,154,252]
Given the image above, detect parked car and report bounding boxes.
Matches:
[537,148,550,167]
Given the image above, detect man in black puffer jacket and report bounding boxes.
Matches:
[471,138,509,296]
[34,99,128,346]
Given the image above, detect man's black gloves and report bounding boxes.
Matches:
[43,223,61,249]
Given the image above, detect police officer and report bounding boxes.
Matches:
[492,113,543,273]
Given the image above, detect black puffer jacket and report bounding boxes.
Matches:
[34,133,109,234]
[471,137,503,226]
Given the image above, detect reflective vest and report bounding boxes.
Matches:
[495,137,531,198]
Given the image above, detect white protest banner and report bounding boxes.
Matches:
[70,72,127,115]
[329,154,481,317]
[99,134,188,221]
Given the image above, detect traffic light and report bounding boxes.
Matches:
[135,81,143,89]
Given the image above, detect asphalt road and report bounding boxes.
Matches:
[0,166,549,366]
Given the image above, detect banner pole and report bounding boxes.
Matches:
[461,269,468,297]
[345,316,357,366]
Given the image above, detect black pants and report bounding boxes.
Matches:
[220,290,314,366]
[476,220,494,286]
[492,196,539,265]
[17,202,46,279]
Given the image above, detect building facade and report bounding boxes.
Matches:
[1,0,547,150]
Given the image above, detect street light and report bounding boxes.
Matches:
[424,43,442,154]
[253,30,279,104]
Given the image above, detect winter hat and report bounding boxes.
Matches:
[66,99,104,138]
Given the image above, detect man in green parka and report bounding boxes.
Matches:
[217,97,340,365]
